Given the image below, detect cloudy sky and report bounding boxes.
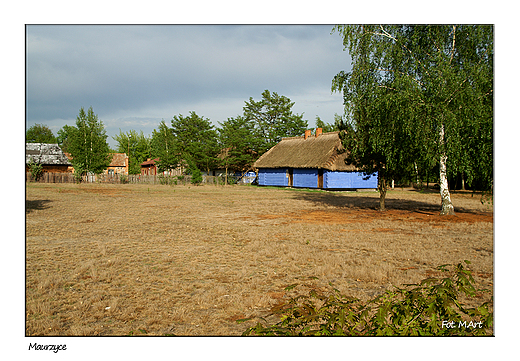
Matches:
[26,25,350,149]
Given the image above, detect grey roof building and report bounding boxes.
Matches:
[26,143,71,166]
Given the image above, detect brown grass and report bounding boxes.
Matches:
[26,183,493,336]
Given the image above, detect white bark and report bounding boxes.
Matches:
[439,123,455,215]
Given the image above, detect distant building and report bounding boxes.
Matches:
[140,158,185,176]
[25,143,72,173]
[104,153,129,175]
[253,129,378,189]
[141,158,160,175]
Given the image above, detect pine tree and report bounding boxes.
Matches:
[151,120,181,174]
[170,112,219,174]
[218,115,260,184]
[243,90,308,154]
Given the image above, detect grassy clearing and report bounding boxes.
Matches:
[25,183,493,335]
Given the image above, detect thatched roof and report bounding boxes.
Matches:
[253,131,358,171]
[26,143,71,165]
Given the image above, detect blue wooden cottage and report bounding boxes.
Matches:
[253,129,378,190]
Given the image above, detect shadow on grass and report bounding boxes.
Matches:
[26,199,52,214]
[288,190,437,211]
[289,189,488,215]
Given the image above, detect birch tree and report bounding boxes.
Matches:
[113,129,151,174]
[67,106,111,176]
[332,25,493,214]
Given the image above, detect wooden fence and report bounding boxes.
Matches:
[26,172,76,183]
[26,172,256,185]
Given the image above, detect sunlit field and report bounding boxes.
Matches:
[26,183,493,336]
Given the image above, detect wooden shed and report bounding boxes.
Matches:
[25,143,72,173]
[253,129,377,190]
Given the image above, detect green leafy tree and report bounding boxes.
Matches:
[170,112,220,174]
[151,120,181,174]
[56,125,75,153]
[243,90,308,154]
[113,129,151,174]
[315,116,337,133]
[26,124,57,144]
[190,164,203,185]
[332,25,493,214]
[218,115,260,184]
[67,106,111,176]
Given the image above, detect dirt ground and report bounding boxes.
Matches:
[25,183,493,336]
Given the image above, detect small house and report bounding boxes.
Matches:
[141,158,160,175]
[253,129,377,190]
[25,143,72,173]
[140,158,185,176]
[104,153,129,175]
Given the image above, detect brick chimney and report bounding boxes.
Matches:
[316,128,323,137]
[304,130,312,140]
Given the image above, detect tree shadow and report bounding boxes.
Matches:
[26,199,52,214]
[288,190,477,214]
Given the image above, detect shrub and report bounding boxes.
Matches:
[73,166,85,183]
[190,167,203,185]
[241,261,492,336]
[27,160,43,181]
[119,174,129,184]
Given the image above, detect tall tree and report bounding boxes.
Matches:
[56,125,75,153]
[150,120,180,173]
[243,90,308,154]
[332,25,493,214]
[113,129,151,174]
[26,124,57,144]
[67,106,111,175]
[170,111,220,174]
[218,115,260,184]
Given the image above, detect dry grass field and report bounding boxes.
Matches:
[25,182,493,336]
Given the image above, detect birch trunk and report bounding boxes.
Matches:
[439,124,455,215]
[379,174,387,211]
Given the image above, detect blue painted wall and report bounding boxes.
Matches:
[257,168,378,189]
[258,168,288,186]
[293,168,318,188]
[324,171,378,189]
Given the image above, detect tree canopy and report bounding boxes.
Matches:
[332,25,493,214]
[218,115,260,182]
[66,106,111,175]
[243,90,308,153]
[56,125,75,153]
[26,124,57,144]
[150,120,180,173]
[315,116,337,133]
[170,111,220,174]
[113,129,151,174]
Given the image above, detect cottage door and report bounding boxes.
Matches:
[318,169,323,188]
[287,168,293,187]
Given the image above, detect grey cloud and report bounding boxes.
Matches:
[26,25,350,147]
